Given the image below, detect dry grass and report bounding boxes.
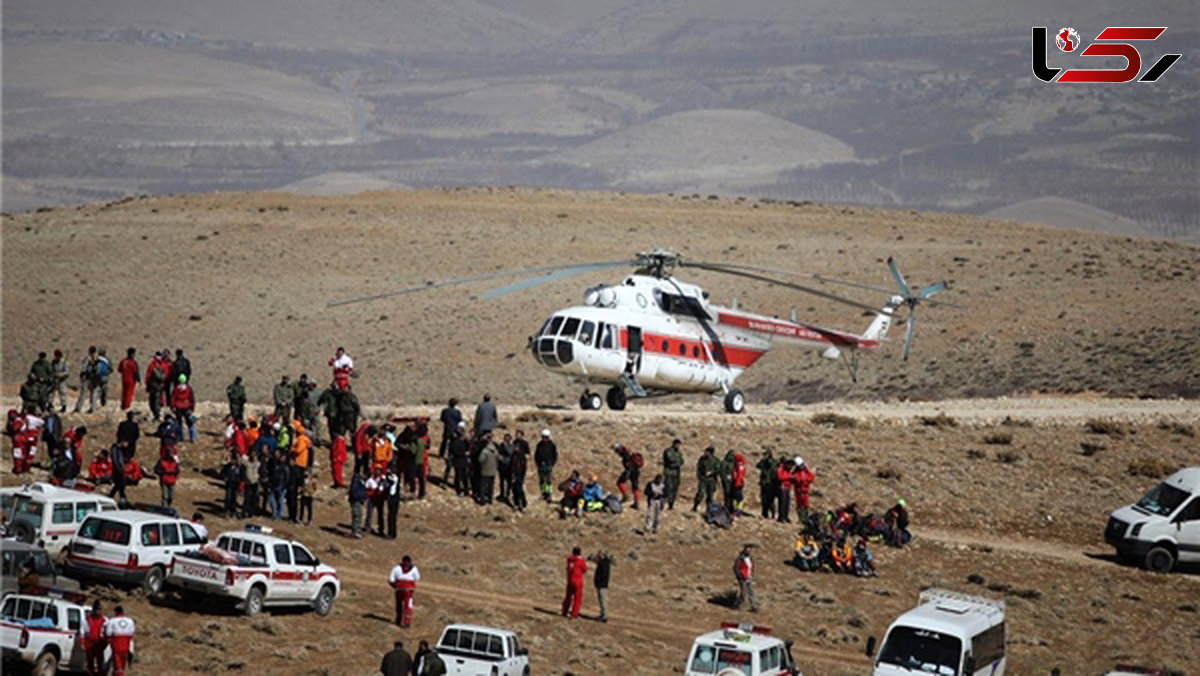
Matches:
[1079,442,1106,457]
[1086,419,1127,438]
[983,432,1013,445]
[1157,421,1196,437]
[1127,457,1175,479]
[918,414,959,428]
[812,412,857,428]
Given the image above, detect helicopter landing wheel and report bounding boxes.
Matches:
[723,388,745,414]
[580,391,603,411]
[606,386,627,411]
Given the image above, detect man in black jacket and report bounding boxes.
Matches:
[534,429,557,502]
[348,466,367,538]
[379,640,412,676]
[589,550,614,622]
[116,411,141,461]
[438,398,461,458]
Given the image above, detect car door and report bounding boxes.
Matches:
[271,544,298,600]
[46,502,77,552]
[290,544,320,601]
[70,517,133,575]
[159,523,185,560]
[1173,497,1200,563]
[65,606,86,671]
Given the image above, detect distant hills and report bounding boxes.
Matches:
[984,197,1149,238]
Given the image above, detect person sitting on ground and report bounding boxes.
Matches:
[831,503,858,539]
[816,535,834,571]
[830,537,854,574]
[559,470,584,518]
[124,456,144,485]
[853,539,878,577]
[582,473,606,512]
[88,449,114,483]
[793,533,820,571]
[885,498,911,547]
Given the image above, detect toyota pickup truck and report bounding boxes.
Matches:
[0,590,130,675]
[434,624,529,676]
[164,529,339,617]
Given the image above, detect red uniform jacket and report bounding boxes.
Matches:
[156,458,179,485]
[125,460,143,483]
[731,455,746,488]
[170,384,194,410]
[88,459,113,481]
[354,423,371,457]
[734,553,754,581]
[84,613,106,650]
[775,464,793,490]
[794,466,814,494]
[117,358,139,384]
[566,554,587,585]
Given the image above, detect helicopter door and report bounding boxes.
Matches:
[625,326,643,374]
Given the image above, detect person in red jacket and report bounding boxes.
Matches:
[101,605,135,676]
[387,555,420,627]
[155,450,180,508]
[83,601,107,676]
[774,458,793,523]
[116,348,140,411]
[613,443,643,509]
[730,452,747,513]
[170,374,196,442]
[329,433,348,487]
[124,457,144,485]
[353,421,373,476]
[144,352,169,421]
[561,546,587,619]
[792,457,815,519]
[64,425,87,472]
[88,449,114,483]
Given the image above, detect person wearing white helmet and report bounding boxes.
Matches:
[534,429,557,501]
[793,456,815,521]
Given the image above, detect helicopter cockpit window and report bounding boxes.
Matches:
[579,321,595,346]
[562,317,581,340]
[547,316,564,337]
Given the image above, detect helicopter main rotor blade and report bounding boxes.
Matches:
[704,262,898,296]
[327,260,637,308]
[683,261,886,315]
[888,257,912,298]
[480,265,625,299]
[903,312,916,360]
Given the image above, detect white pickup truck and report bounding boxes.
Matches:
[434,624,529,676]
[0,591,130,675]
[164,529,339,617]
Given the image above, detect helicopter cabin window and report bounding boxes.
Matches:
[562,317,581,340]
[600,324,615,349]
[579,321,595,346]
[659,292,709,319]
[662,339,670,352]
[547,316,564,337]
[678,343,686,356]
[692,346,700,358]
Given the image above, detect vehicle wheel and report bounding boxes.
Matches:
[244,586,265,616]
[12,521,35,544]
[313,584,336,617]
[142,565,166,596]
[1145,545,1176,573]
[33,650,58,676]
[606,386,627,411]
[723,389,745,414]
[580,391,602,411]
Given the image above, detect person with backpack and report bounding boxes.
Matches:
[756,449,776,519]
[534,429,557,502]
[73,346,99,414]
[144,351,169,421]
[170,374,196,442]
[116,348,140,411]
[226,375,247,422]
[588,550,614,622]
[153,449,180,508]
[613,443,644,509]
[94,348,112,409]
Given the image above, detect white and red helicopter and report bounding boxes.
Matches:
[331,250,958,413]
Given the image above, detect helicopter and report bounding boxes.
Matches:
[329,249,959,413]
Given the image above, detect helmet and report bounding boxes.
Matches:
[794,456,804,466]
[178,374,188,384]
[612,443,622,450]
[897,498,907,507]
[541,429,551,437]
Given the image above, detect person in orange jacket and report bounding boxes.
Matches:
[561,546,587,619]
[371,432,393,473]
[83,601,107,676]
[830,537,853,574]
[329,434,348,487]
[116,348,140,411]
[170,374,196,442]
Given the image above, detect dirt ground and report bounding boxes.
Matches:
[2,397,1197,675]
[2,189,1199,674]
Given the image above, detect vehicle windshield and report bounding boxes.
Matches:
[1135,482,1191,517]
[878,626,962,675]
[689,645,753,675]
[10,497,43,527]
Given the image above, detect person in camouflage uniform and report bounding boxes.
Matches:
[226,376,247,422]
[691,446,720,512]
[661,438,684,510]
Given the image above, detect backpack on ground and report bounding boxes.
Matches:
[704,503,732,529]
[603,494,623,514]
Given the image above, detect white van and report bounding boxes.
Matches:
[866,589,1005,676]
[63,510,206,595]
[2,483,118,558]
[1105,466,1200,572]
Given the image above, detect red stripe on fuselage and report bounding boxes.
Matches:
[618,329,765,369]
[716,313,877,349]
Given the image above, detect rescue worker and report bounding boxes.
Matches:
[559,470,584,518]
[294,374,319,445]
[170,374,196,442]
[226,375,247,422]
[88,448,114,482]
[154,450,180,508]
[534,428,557,501]
[589,550,614,622]
[885,498,911,547]
[775,458,793,523]
[561,546,587,619]
[51,350,70,413]
[793,456,815,522]
[691,446,719,512]
[582,474,605,513]
[272,375,295,423]
[144,352,169,421]
[644,474,667,533]
[438,398,461,458]
[329,346,354,390]
[101,605,135,676]
[73,346,99,413]
[473,392,497,439]
[733,544,759,612]
[353,421,373,476]
[116,348,139,411]
[477,430,498,505]
[661,438,684,510]
[853,539,878,577]
[730,451,747,513]
[329,433,348,487]
[756,449,776,519]
[380,641,413,676]
[84,600,107,676]
[371,428,394,474]
[365,465,386,535]
[388,555,420,627]
[793,533,820,571]
[614,443,643,509]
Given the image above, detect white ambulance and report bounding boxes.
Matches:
[685,623,799,675]
[866,589,1005,676]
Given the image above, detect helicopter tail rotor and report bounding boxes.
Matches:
[886,257,948,360]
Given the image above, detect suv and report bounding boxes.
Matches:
[1105,466,1200,572]
[685,623,798,675]
[64,510,206,595]
[1,542,80,596]
[3,484,118,558]
[0,590,131,674]
[434,624,529,676]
